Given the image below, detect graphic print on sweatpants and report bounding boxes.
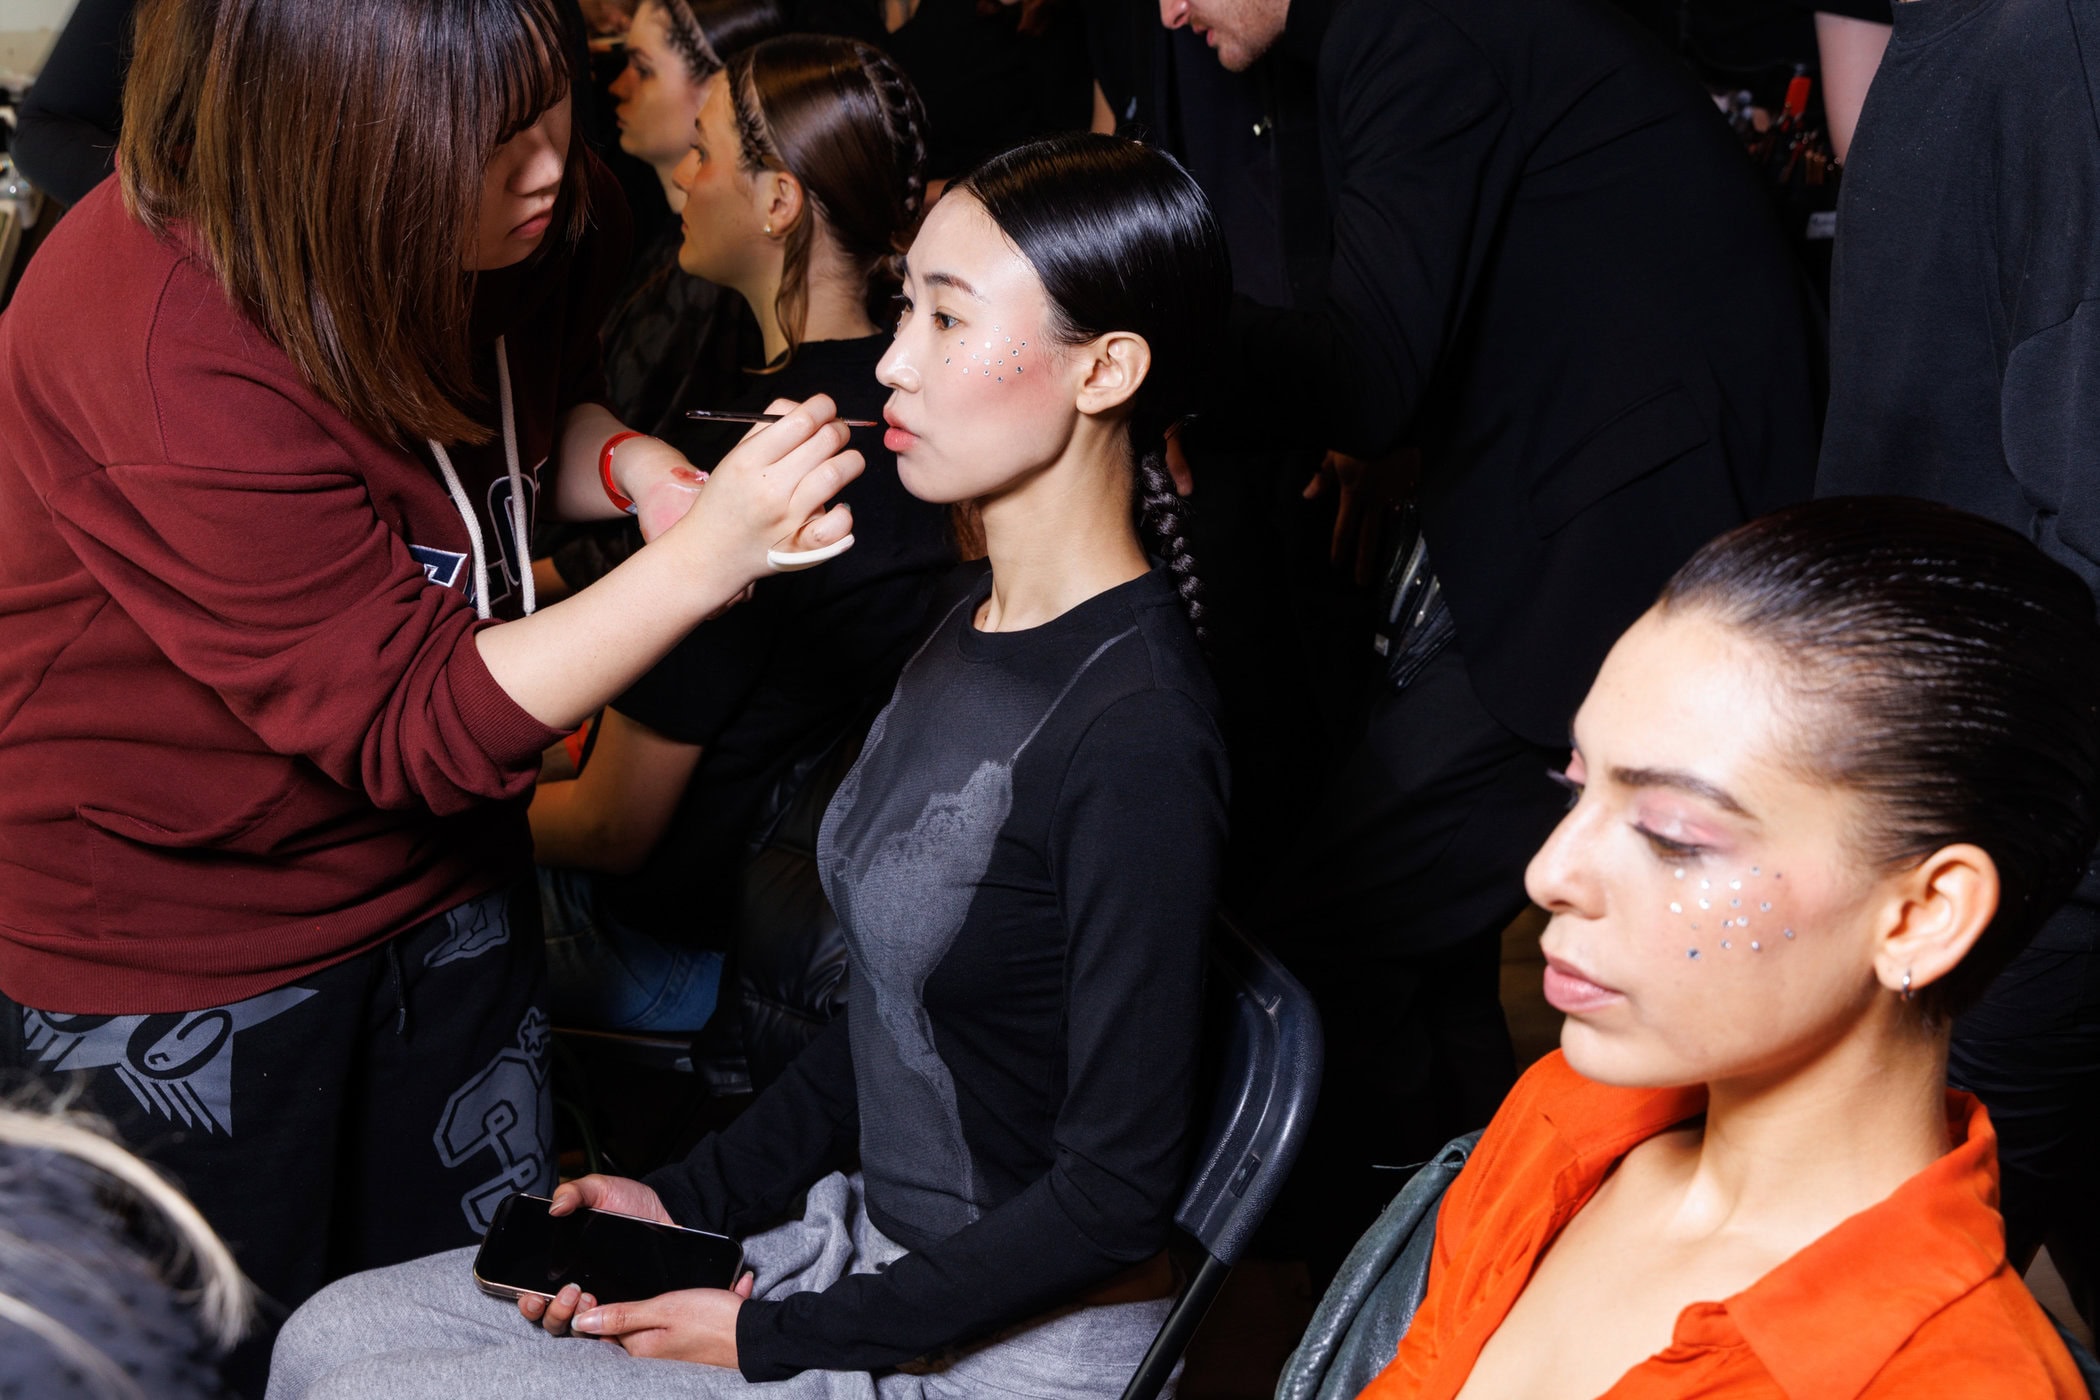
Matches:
[436,1006,552,1233]
[21,986,317,1135]
[0,881,552,1350]
[817,598,1139,1239]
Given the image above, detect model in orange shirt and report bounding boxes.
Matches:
[1366,497,2100,1399]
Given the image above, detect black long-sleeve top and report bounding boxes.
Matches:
[644,562,1229,1382]
[14,0,130,208]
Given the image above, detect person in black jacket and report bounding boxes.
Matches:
[1816,0,2100,1327]
[1166,0,1823,1275]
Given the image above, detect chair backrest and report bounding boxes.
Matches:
[1120,921,1325,1400]
[1175,919,1325,1268]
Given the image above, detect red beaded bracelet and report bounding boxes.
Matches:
[599,430,647,514]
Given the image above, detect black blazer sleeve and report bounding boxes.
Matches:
[1220,0,1517,459]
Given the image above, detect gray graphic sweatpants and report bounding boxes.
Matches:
[267,1171,1175,1400]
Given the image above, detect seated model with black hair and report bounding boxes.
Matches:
[269,133,1231,1400]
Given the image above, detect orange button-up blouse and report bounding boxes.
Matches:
[1360,1052,2083,1399]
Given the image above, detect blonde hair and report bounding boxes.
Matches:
[0,1091,249,1398]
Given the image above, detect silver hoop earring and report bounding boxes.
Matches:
[1901,967,1914,1002]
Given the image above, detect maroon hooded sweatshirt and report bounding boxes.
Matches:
[0,172,626,1014]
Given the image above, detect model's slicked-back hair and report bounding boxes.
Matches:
[119,0,590,447]
[1660,496,2100,1016]
[954,134,1232,641]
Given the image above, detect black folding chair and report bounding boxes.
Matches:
[1120,919,1324,1400]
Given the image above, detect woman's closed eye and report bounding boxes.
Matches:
[1547,766,1582,810]
[1635,826,1708,860]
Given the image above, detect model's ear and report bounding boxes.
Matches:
[760,170,805,238]
[1073,331,1151,419]
[1872,842,1998,1001]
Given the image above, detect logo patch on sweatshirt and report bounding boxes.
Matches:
[409,544,467,590]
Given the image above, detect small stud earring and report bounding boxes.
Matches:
[764,222,774,235]
[1901,967,1914,1002]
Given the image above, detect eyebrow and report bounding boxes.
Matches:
[1609,765,1753,818]
[920,270,987,302]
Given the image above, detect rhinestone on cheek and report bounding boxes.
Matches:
[1688,949,1701,959]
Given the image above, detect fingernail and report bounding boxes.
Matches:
[573,1311,601,1333]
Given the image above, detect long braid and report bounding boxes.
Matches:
[856,44,929,317]
[1136,447,1207,644]
[859,47,929,225]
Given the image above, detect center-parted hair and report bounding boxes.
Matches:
[725,35,928,359]
[952,134,1233,641]
[118,0,590,448]
[1659,496,2100,1015]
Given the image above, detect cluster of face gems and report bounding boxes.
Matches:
[1676,865,1789,960]
[954,328,1026,382]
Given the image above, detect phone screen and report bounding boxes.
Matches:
[473,1194,744,1304]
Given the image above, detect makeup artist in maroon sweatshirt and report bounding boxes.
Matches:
[0,0,857,1382]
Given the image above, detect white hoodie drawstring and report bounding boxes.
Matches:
[425,336,534,620]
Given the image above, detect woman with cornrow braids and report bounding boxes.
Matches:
[534,0,786,599]
[271,134,1230,1400]
[525,33,956,1031]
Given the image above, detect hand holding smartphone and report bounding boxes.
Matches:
[473,1192,745,1306]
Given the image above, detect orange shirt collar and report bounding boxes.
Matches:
[1530,1057,2006,1398]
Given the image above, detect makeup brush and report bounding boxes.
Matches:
[685,409,881,429]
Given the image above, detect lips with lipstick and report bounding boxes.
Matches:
[1542,955,1623,1014]
[882,405,918,455]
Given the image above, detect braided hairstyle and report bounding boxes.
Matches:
[650,0,785,80]
[725,35,929,362]
[953,134,1231,641]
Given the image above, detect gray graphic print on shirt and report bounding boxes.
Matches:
[819,606,1137,1242]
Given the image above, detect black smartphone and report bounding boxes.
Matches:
[472,1193,745,1305]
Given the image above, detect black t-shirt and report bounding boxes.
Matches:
[643,562,1230,1381]
[603,334,953,937]
[1816,0,2100,943]
[1818,0,2100,595]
